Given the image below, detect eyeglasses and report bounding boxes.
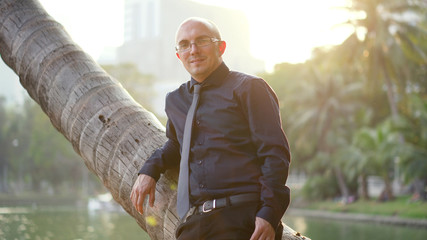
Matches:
[175,37,221,52]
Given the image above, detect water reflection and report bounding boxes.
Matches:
[284,213,427,240]
[0,206,149,240]
[291,216,307,235]
[1,206,427,240]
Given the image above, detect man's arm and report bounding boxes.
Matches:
[138,136,181,180]
[131,120,181,214]
[240,78,291,229]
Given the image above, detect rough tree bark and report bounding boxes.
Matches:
[0,0,310,239]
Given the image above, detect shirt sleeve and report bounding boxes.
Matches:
[138,119,181,181]
[239,78,291,228]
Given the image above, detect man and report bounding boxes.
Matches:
[131,17,291,240]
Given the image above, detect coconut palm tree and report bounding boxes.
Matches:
[289,66,362,201]
[0,0,308,239]
[336,0,427,120]
[329,0,426,200]
[399,94,427,200]
[350,119,407,201]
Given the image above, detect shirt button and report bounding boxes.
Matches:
[199,184,204,188]
[198,160,202,164]
[196,120,201,125]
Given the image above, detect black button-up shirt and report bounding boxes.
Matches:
[139,62,290,227]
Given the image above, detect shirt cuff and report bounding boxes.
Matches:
[256,206,281,229]
[138,163,161,181]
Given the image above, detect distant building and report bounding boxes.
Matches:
[105,0,264,83]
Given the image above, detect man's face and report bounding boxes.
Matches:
[175,20,225,82]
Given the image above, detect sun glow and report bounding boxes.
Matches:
[38,0,353,72]
[195,0,354,70]
[39,0,124,61]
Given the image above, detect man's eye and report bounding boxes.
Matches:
[196,39,210,45]
[179,42,190,49]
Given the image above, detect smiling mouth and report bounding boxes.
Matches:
[190,58,205,64]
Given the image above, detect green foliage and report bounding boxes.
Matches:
[302,174,339,200]
[0,62,157,196]
[339,0,427,116]
[399,94,427,182]
[306,196,427,219]
[263,0,427,201]
[0,97,103,196]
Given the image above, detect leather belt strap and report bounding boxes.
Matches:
[196,193,259,214]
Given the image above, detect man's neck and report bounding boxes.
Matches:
[191,61,224,83]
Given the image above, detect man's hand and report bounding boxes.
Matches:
[250,217,275,240]
[130,174,156,215]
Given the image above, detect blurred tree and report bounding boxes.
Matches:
[24,100,89,194]
[343,140,372,200]
[0,96,10,193]
[340,0,427,199]
[0,97,103,196]
[302,152,340,200]
[265,57,363,200]
[263,52,366,200]
[399,94,427,200]
[12,99,36,192]
[341,107,375,200]
[297,0,427,200]
[262,63,309,170]
[350,119,411,201]
[290,71,361,200]
[0,99,33,193]
[337,0,427,120]
[262,0,427,203]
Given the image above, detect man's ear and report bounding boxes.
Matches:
[176,52,181,59]
[218,41,226,55]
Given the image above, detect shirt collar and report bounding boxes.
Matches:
[189,62,229,92]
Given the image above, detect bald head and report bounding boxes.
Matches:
[174,17,226,82]
[175,17,221,43]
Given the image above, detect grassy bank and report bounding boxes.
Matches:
[301,196,427,219]
[2,193,426,220]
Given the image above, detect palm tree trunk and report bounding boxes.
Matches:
[382,172,395,201]
[0,162,8,193]
[334,166,350,203]
[0,0,308,239]
[318,108,351,202]
[379,55,399,121]
[358,174,370,200]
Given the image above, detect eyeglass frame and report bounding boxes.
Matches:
[175,36,222,53]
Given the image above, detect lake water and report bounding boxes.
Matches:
[1,206,426,240]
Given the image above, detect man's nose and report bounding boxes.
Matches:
[190,43,200,53]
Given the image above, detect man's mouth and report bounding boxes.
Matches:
[190,58,205,64]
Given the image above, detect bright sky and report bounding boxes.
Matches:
[38,0,353,71]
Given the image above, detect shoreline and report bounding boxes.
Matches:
[287,208,427,228]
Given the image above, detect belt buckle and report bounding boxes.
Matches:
[202,199,216,213]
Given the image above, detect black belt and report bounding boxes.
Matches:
[195,193,259,214]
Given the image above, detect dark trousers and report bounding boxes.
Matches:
[176,202,283,240]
